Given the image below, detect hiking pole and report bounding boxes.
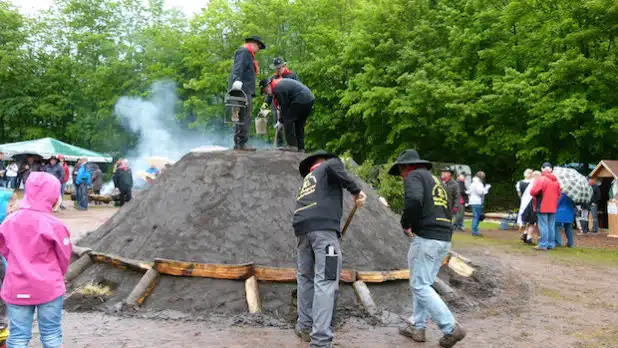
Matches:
[340,205,358,238]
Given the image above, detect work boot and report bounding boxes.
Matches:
[398,323,426,342]
[278,145,298,152]
[236,144,256,152]
[295,325,311,343]
[439,323,466,348]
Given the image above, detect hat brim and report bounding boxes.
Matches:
[388,160,432,176]
[299,152,338,177]
[245,38,266,50]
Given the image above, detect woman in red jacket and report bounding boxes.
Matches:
[529,162,561,250]
[57,155,70,210]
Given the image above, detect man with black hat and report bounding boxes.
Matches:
[440,166,460,223]
[262,57,299,147]
[43,155,65,184]
[389,150,466,348]
[293,150,366,348]
[228,35,266,151]
[260,77,314,152]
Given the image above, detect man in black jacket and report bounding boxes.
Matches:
[389,150,466,348]
[43,156,65,183]
[454,174,467,231]
[260,77,314,152]
[228,35,266,151]
[263,57,299,147]
[440,167,460,221]
[113,159,133,207]
[589,177,601,234]
[293,150,366,348]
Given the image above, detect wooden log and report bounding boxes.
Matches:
[357,270,409,283]
[432,277,455,296]
[353,280,378,316]
[72,245,92,257]
[125,268,160,307]
[340,269,357,283]
[447,255,475,277]
[255,266,296,282]
[65,254,94,282]
[90,252,152,273]
[449,251,471,264]
[245,275,263,313]
[154,258,255,280]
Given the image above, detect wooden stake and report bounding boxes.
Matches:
[341,206,358,238]
[432,277,455,296]
[447,255,475,277]
[126,268,160,307]
[353,280,377,316]
[72,245,92,258]
[65,254,94,282]
[245,275,263,313]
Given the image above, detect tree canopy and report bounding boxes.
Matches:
[2,0,617,181]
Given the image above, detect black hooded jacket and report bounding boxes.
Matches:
[293,158,361,237]
[228,47,257,97]
[401,168,454,241]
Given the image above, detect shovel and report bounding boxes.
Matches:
[340,205,358,238]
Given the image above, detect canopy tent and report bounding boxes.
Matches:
[0,137,112,163]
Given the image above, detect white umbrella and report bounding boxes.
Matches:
[553,167,593,204]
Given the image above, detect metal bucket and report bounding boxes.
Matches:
[224,89,248,124]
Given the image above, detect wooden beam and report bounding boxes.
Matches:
[447,255,475,277]
[90,252,152,273]
[255,266,296,282]
[154,258,255,280]
[125,268,160,307]
[353,281,378,316]
[65,254,93,282]
[245,275,263,313]
[357,269,408,283]
[72,245,92,257]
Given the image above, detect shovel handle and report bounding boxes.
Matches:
[341,205,358,238]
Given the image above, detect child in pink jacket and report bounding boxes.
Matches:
[0,172,72,348]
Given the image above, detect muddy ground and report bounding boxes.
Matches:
[32,207,617,347]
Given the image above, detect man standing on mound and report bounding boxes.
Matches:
[260,77,314,152]
[228,35,266,151]
[293,150,366,348]
[388,149,466,348]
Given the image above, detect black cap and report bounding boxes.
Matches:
[271,57,285,69]
[244,35,266,50]
[541,162,553,170]
[440,166,455,174]
[259,78,271,95]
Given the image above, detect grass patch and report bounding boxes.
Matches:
[572,328,618,347]
[77,283,112,297]
[539,288,567,301]
[451,232,618,266]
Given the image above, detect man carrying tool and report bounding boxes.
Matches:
[440,166,460,224]
[389,149,466,348]
[261,57,299,147]
[293,150,367,348]
[228,35,267,151]
[259,77,314,152]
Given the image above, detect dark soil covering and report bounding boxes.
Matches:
[72,150,515,322]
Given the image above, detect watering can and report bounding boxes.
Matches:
[224,89,249,124]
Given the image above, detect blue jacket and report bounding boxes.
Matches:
[75,165,92,186]
[0,188,13,224]
[555,193,575,223]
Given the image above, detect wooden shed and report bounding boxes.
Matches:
[589,160,618,238]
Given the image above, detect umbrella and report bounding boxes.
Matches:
[146,156,175,170]
[552,167,593,204]
[136,171,156,181]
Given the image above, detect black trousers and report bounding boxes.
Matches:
[119,189,132,207]
[234,96,252,147]
[282,101,313,151]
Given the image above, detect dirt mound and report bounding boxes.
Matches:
[72,150,515,323]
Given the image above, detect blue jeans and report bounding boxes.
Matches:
[7,296,63,348]
[408,236,456,335]
[7,177,17,189]
[76,182,88,210]
[555,222,574,247]
[471,204,483,235]
[537,213,557,249]
[591,204,599,233]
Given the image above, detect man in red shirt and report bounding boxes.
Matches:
[529,162,561,250]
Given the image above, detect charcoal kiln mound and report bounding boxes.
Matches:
[70,150,516,324]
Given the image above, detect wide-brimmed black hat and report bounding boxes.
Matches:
[388,149,432,176]
[270,57,286,69]
[244,35,266,50]
[299,150,338,177]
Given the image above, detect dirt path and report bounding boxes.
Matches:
[57,206,118,242]
[42,211,618,348]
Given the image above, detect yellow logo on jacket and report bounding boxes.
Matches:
[298,173,317,200]
[432,176,448,209]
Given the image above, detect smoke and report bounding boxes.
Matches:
[102,80,269,194]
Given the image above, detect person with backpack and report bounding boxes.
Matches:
[389,149,466,348]
[0,172,71,348]
[74,160,92,211]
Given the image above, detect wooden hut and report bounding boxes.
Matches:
[589,160,618,238]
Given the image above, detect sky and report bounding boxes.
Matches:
[13,0,207,18]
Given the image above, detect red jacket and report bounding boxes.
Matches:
[530,172,561,213]
[61,163,70,183]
